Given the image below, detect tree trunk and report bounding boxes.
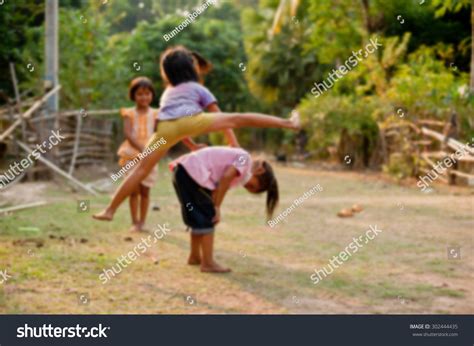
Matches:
[471,5,474,93]
[360,0,373,33]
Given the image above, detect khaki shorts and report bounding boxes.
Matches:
[146,113,217,153]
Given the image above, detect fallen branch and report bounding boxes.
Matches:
[16,140,98,196]
[423,151,474,163]
[0,201,47,215]
[421,127,474,156]
[416,119,445,127]
[449,169,474,180]
[57,109,119,117]
[29,109,119,122]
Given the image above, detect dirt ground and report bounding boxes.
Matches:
[0,163,472,314]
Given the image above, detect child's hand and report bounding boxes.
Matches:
[212,207,221,225]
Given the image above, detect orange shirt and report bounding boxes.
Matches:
[117,107,159,164]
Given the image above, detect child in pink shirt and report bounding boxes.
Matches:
[170,146,279,273]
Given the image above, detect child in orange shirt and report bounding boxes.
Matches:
[118,77,159,232]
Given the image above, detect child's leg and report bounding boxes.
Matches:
[129,189,139,230]
[138,184,150,230]
[93,149,165,221]
[205,111,300,132]
[93,111,299,222]
[188,233,202,265]
[200,232,231,273]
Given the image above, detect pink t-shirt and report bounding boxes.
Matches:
[169,147,253,190]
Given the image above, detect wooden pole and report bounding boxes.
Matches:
[45,0,59,112]
[471,5,474,93]
[421,127,474,156]
[9,63,26,142]
[68,113,83,175]
[16,140,98,196]
[0,201,48,215]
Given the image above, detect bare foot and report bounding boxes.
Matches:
[201,261,231,273]
[289,110,301,130]
[136,223,150,233]
[188,255,201,266]
[92,208,114,221]
[129,224,141,232]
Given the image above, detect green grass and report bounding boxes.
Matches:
[0,163,472,314]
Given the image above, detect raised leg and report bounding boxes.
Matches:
[93,111,300,222]
[205,111,300,132]
[93,149,165,221]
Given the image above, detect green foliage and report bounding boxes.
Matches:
[119,2,256,112]
[431,0,471,17]
[383,152,415,181]
[0,0,471,159]
[0,0,44,99]
[16,2,256,113]
[298,94,380,153]
[242,0,321,113]
[385,45,471,118]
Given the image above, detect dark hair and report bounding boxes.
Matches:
[191,51,213,75]
[254,161,279,220]
[128,77,156,101]
[160,46,200,86]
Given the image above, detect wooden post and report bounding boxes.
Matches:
[471,5,474,93]
[68,112,83,176]
[9,63,26,142]
[45,0,59,112]
[0,201,48,216]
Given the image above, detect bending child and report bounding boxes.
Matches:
[170,146,278,273]
[93,45,299,222]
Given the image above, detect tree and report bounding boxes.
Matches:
[0,1,44,101]
[431,0,472,92]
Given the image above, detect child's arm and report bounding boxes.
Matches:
[153,108,160,132]
[182,137,207,151]
[211,166,239,224]
[206,103,240,147]
[124,118,144,152]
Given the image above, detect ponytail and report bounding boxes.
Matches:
[191,51,213,75]
[255,161,279,220]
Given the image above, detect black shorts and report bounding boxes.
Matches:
[172,164,215,234]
